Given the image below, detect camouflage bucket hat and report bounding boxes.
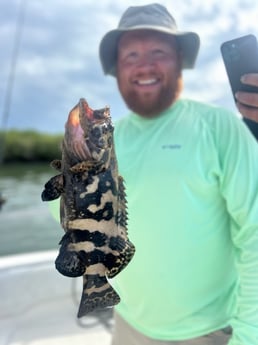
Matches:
[99,3,200,76]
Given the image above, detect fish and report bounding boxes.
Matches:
[41,98,135,317]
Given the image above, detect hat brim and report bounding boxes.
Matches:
[99,27,200,76]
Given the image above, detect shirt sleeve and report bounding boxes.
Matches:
[48,198,60,223]
[215,110,258,345]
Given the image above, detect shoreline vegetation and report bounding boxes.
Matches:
[0,130,63,163]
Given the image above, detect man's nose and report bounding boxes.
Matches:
[136,53,155,67]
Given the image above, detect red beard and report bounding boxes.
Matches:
[118,74,183,118]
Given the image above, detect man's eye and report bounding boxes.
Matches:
[152,50,167,59]
[123,52,139,64]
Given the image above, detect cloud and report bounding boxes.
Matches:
[0,0,258,132]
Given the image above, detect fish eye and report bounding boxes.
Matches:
[92,126,102,137]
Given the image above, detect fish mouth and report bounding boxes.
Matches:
[64,99,112,162]
[79,98,110,125]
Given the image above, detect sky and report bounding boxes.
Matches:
[0,0,258,133]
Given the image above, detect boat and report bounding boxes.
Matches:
[0,250,113,345]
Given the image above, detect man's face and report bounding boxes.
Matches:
[117,30,183,118]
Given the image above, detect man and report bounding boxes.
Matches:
[99,4,258,345]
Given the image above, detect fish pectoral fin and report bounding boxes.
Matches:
[41,174,64,201]
[50,159,62,171]
[69,160,103,174]
[77,274,120,317]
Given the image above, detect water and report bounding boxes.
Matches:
[0,163,62,257]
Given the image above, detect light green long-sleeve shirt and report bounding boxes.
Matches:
[111,99,258,344]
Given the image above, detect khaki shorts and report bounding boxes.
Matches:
[111,311,232,345]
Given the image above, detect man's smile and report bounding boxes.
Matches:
[134,78,159,86]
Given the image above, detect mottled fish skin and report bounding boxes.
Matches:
[41,98,135,317]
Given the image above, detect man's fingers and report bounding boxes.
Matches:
[235,91,258,108]
[241,73,258,87]
[236,101,258,122]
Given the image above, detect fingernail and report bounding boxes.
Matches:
[241,75,246,83]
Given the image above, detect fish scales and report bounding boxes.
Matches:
[41,98,135,317]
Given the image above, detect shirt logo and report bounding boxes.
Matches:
[161,144,182,150]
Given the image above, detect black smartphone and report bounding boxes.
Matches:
[221,34,258,103]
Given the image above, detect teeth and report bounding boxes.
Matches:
[137,79,157,85]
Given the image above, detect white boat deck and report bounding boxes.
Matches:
[0,251,113,345]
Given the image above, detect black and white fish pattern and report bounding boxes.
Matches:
[41,98,135,317]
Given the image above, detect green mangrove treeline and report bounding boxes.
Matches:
[0,130,63,163]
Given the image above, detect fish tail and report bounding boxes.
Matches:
[77,274,120,318]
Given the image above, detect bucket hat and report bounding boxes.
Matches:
[99,3,200,76]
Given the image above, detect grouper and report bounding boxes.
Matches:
[41,98,135,317]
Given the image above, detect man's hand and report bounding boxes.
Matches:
[235,73,258,122]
